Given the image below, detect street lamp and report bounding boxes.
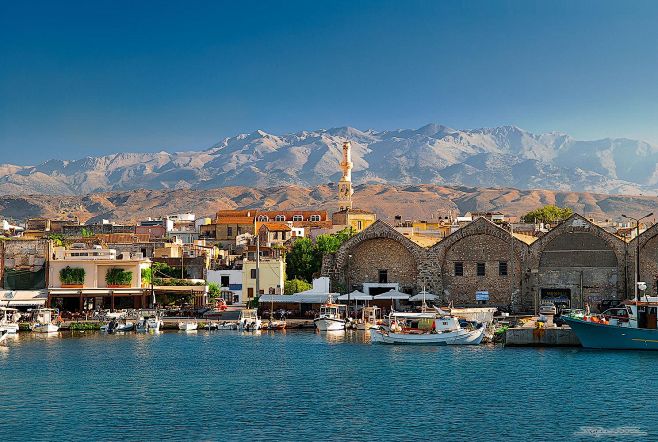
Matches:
[347,254,352,322]
[622,212,653,302]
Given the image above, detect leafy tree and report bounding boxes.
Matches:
[284,278,312,295]
[285,228,354,282]
[81,227,94,238]
[286,237,316,282]
[207,282,221,300]
[522,205,573,223]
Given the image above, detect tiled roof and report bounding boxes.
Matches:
[260,222,292,231]
[215,217,255,224]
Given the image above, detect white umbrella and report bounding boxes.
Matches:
[409,292,439,302]
[337,290,372,301]
[373,289,410,300]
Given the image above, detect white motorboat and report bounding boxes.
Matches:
[369,312,485,345]
[238,309,262,331]
[146,317,162,332]
[178,321,198,331]
[114,320,134,332]
[314,296,346,331]
[216,322,238,330]
[0,307,21,334]
[136,316,162,332]
[356,306,382,331]
[31,308,60,333]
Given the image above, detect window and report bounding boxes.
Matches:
[454,262,464,276]
[293,215,304,221]
[227,226,233,237]
[273,231,279,240]
[477,262,486,276]
[499,261,508,276]
[250,269,257,279]
[275,215,286,221]
[357,221,363,230]
[257,215,268,222]
[220,275,230,286]
[237,226,242,235]
[379,269,388,283]
[309,215,321,222]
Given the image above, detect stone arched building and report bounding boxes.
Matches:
[322,220,426,296]
[322,213,653,313]
[525,214,626,310]
[427,217,529,310]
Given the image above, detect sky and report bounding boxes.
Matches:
[2,0,658,165]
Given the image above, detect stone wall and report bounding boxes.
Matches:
[427,218,527,310]
[526,215,626,309]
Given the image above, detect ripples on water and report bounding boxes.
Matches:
[1,330,657,441]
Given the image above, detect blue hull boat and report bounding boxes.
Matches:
[563,317,658,350]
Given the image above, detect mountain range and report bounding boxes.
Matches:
[2,124,658,195]
[1,184,657,224]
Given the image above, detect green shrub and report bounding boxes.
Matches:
[105,268,133,286]
[59,266,85,285]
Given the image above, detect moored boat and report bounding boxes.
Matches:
[30,308,60,333]
[0,307,21,334]
[563,298,658,350]
[238,309,262,331]
[369,312,485,345]
[356,306,382,331]
[178,321,198,331]
[314,295,345,331]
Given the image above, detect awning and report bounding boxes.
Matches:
[373,289,410,300]
[0,290,48,307]
[409,292,439,302]
[259,293,335,304]
[337,291,372,301]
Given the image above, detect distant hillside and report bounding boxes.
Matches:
[2,124,658,195]
[0,184,656,224]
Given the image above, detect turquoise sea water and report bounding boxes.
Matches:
[1,330,657,441]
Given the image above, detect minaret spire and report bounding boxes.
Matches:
[338,141,353,211]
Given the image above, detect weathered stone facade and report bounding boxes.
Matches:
[320,213,658,313]
[525,214,626,310]
[324,220,426,293]
[427,218,528,309]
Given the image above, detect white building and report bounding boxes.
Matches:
[206,269,243,304]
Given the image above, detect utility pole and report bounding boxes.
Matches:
[255,231,260,306]
[622,212,653,302]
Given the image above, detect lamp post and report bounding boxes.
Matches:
[347,254,352,322]
[622,212,653,302]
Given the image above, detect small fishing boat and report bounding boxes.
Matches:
[30,308,60,333]
[369,312,485,345]
[136,315,162,332]
[178,321,198,331]
[216,322,238,330]
[114,319,134,332]
[265,319,287,330]
[238,309,262,331]
[314,295,345,331]
[563,296,658,350]
[0,307,21,334]
[356,306,382,331]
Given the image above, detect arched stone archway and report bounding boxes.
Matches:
[527,214,626,309]
[427,217,527,308]
[330,220,427,293]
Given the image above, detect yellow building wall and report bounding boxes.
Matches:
[241,259,285,302]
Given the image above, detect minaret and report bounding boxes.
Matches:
[338,141,353,211]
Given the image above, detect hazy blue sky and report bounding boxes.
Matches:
[2,0,658,164]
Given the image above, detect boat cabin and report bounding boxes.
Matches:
[319,304,342,319]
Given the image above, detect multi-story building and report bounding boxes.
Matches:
[241,257,285,302]
[47,244,151,311]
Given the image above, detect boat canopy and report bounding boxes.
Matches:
[0,290,47,307]
[374,289,410,300]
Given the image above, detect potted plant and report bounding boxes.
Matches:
[105,267,133,288]
[59,266,85,288]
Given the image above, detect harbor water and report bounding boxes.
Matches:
[2,330,657,441]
